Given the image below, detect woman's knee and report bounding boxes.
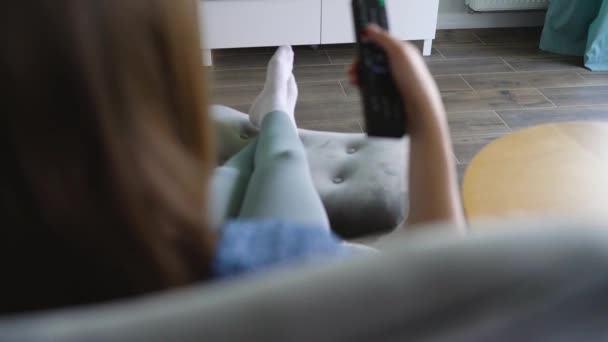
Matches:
[261,148,307,165]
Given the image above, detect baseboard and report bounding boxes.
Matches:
[437,11,546,29]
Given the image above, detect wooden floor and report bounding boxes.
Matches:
[208,27,608,185]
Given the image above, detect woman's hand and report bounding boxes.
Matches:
[350,24,466,232]
[349,24,447,136]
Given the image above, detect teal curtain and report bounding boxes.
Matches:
[540,0,608,71]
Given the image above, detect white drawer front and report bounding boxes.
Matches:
[321,0,439,44]
[200,0,322,49]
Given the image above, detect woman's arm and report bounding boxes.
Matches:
[406,104,465,231]
[353,25,465,232]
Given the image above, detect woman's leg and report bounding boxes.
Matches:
[234,45,329,229]
[238,111,330,229]
[209,142,256,228]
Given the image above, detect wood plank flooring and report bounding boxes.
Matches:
[208,27,608,187]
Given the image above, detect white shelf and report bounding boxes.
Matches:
[321,0,439,44]
[200,0,322,49]
[200,0,440,64]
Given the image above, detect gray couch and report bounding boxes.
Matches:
[211,105,408,239]
[2,219,608,341]
[3,108,607,341]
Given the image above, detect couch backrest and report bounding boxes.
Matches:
[2,220,608,342]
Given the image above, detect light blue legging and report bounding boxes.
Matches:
[210,111,330,230]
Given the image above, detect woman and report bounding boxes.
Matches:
[0,0,463,314]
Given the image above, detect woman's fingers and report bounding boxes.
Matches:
[365,24,405,58]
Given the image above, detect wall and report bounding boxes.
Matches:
[437,0,546,29]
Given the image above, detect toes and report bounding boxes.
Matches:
[270,46,295,69]
[277,45,294,60]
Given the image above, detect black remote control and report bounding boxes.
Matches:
[352,0,407,138]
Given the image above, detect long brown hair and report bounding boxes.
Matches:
[0,0,215,314]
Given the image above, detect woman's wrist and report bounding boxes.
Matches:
[408,105,450,139]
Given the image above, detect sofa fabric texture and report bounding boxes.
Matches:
[3,220,608,341]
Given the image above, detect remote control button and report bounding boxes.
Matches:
[370,8,379,22]
[371,97,381,112]
[373,52,387,63]
[379,7,389,27]
[371,65,388,74]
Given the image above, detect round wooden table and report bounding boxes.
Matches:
[463,122,608,221]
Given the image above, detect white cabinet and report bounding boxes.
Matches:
[200,0,322,49]
[321,0,439,44]
[200,0,439,64]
